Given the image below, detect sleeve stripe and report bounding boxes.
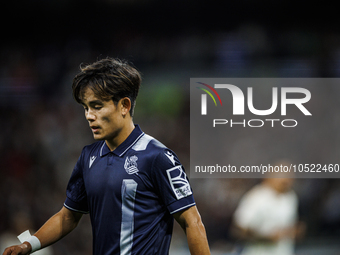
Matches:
[63,203,89,214]
[169,202,196,214]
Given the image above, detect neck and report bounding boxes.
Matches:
[105,121,135,151]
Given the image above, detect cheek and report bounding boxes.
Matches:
[100,111,120,125]
[98,104,121,125]
[101,116,112,123]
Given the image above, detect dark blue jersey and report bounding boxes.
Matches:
[64,125,195,255]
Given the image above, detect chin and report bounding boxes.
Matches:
[93,134,105,140]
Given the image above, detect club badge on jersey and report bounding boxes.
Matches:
[124,155,139,174]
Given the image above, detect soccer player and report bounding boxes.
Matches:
[231,164,305,255]
[3,58,210,255]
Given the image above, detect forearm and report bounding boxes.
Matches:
[174,206,210,255]
[185,219,210,255]
[231,223,293,243]
[3,207,82,255]
[33,207,81,249]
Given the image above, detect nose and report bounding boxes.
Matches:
[85,109,96,121]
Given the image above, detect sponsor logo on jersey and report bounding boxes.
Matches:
[124,155,139,174]
[89,156,97,168]
[166,166,192,200]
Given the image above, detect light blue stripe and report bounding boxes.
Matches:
[120,179,138,255]
[63,203,89,214]
[170,203,196,214]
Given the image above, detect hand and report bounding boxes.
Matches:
[2,242,31,255]
[269,224,305,242]
[294,221,306,240]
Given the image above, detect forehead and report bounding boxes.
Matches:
[80,87,110,104]
[81,87,98,101]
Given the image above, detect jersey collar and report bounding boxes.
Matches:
[100,124,144,157]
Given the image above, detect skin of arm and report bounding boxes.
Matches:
[2,206,82,255]
[230,222,305,243]
[173,206,211,255]
[230,223,282,243]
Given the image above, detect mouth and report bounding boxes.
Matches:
[90,125,100,133]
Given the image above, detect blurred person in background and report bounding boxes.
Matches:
[2,58,210,255]
[231,160,305,255]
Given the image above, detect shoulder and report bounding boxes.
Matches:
[132,133,181,168]
[81,141,106,159]
[83,140,105,152]
[238,184,271,207]
[132,134,172,157]
[132,133,166,152]
[284,189,299,203]
[244,184,267,198]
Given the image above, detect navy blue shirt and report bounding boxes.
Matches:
[64,125,195,255]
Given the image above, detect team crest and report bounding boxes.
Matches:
[124,155,139,174]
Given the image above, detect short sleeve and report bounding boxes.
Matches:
[151,149,195,214]
[233,192,261,230]
[64,150,89,214]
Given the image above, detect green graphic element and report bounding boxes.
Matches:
[197,87,217,106]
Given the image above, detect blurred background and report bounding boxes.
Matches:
[1,1,340,254]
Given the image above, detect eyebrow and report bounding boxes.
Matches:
[89,100,104,105]
[82,100,104,107]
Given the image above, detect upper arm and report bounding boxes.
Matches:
[233,191,261,231]
[151,149,195,214]
[64,149,89,214]
[173,205,202,231]
[60,206,83,228]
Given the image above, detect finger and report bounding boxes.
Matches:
[3,247,17,255]
[3,246,22,255]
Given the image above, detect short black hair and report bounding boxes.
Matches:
[72,58,141,116]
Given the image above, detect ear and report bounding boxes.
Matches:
[120,97,131,117]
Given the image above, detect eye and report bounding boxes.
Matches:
[94,106,102,110]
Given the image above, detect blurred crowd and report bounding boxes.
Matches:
[1,1,340,254]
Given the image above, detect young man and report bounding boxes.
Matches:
[3,58,210,255]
